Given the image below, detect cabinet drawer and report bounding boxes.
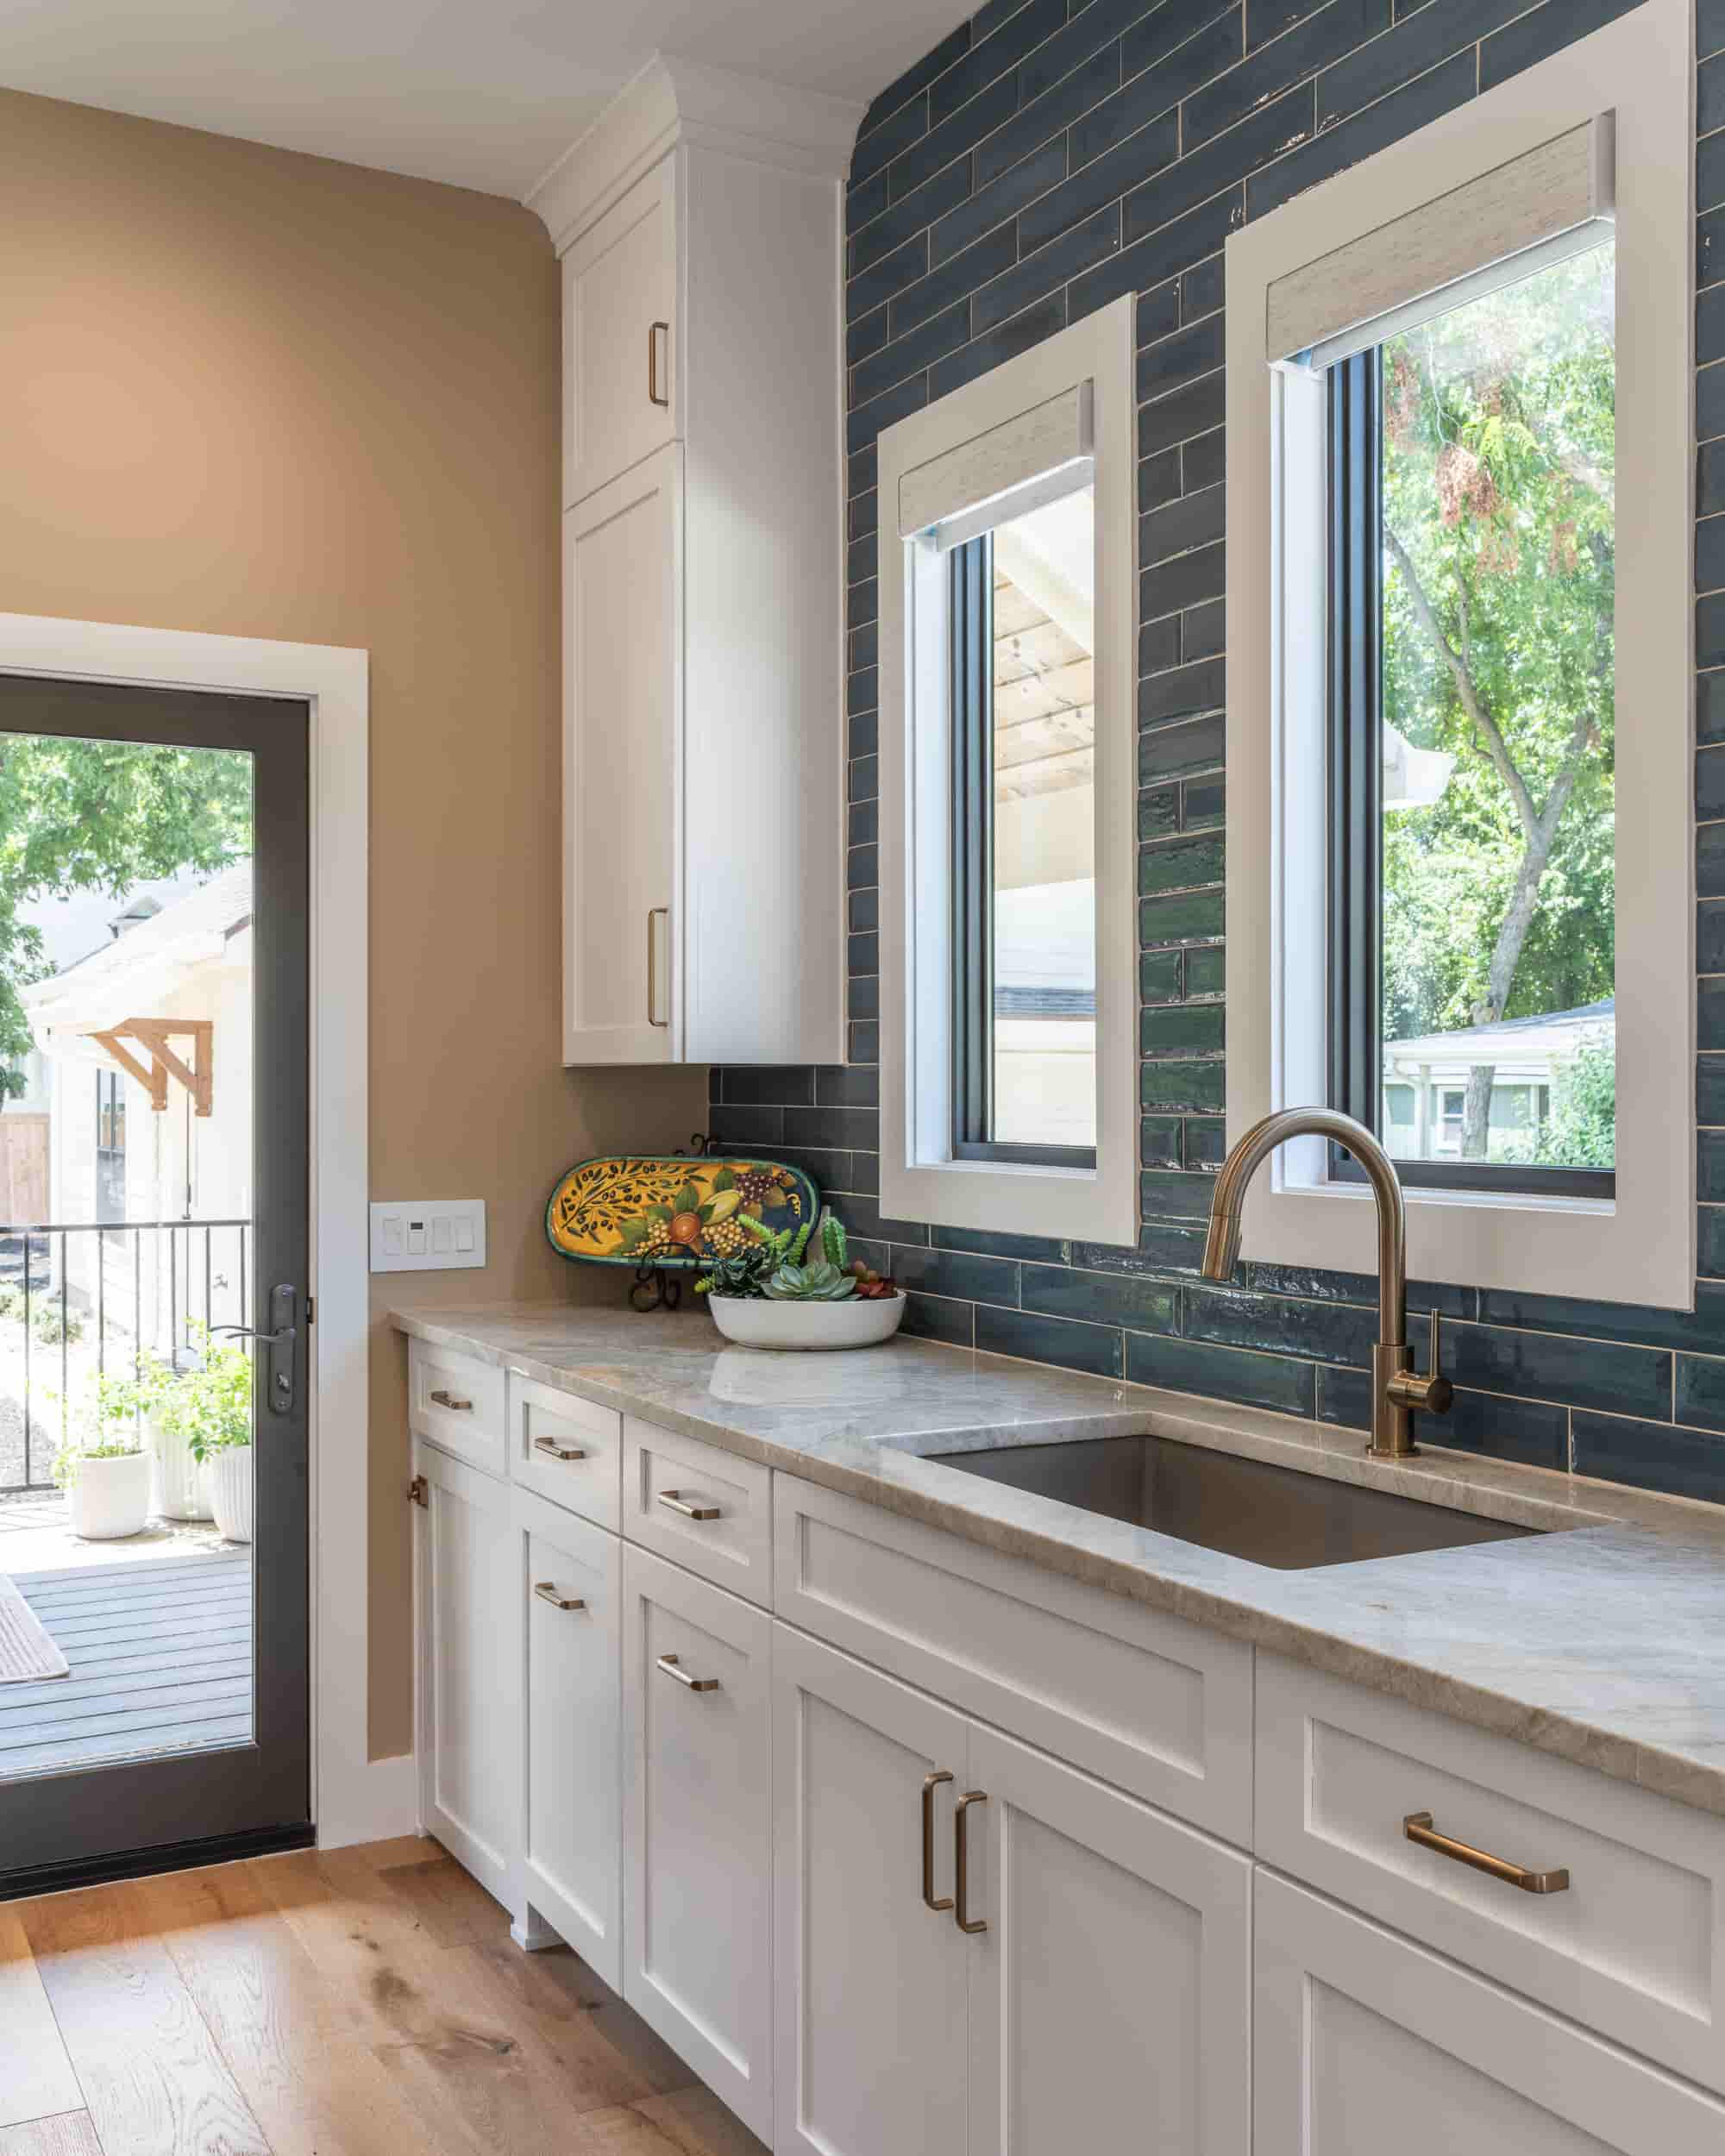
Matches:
[623,1544,773,2140]
[773,1473,1253,1844]
[510,1376,621,1529]
[623,1418,771,1605]
[1255,1653,1725,2096]
[408,1340,505,1477]
[564,155,677,508]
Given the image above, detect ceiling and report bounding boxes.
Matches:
[0,0,970,199]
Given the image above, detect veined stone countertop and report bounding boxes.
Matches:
[392,1302,1725,1818]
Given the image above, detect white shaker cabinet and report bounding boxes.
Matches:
[1254,1872,1725,2156]
[541,64,851,1069]
[622,1544,775,2142]
[517,1487,622,1989]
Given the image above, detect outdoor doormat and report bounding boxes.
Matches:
[0,1574,69,1684]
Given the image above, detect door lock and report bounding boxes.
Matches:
[210,1282,298,1414]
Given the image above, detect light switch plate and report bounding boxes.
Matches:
[370,1199,487,1273]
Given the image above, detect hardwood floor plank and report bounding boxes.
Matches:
[373,1852,506,1948]
[633,2087,771,2156]
[0,2115,104,2156]
[0,1906,83,2128]
[467,1940,691,2101]
[138,1860,466,2156]
[16,1881,271,2156]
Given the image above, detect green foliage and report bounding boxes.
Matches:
[694,1244,776,1300]
[1501,1036,1616,1170]
[0,737,252,1094]
[1380,247,1615,1132]
[0,1286,84,1341]
[819,1209,847,1271]
[762,1258,857,1302]
[155,1323,254,1463]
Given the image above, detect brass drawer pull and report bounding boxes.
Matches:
[921,1771,954,1913]
[533,1436,587,1462]
[648,320,669,408]
[657,1489,721,1521]
[429,1388,473,1412]
[533,1581,586,1612]
[1403,1811,1571,1896]
[657,1652,718,1693]
[955,1790,988,1934]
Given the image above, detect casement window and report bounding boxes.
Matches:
[1227,0,1692,1305]
[876,298,1138,1245]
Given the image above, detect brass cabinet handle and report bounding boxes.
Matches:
[429,1389,473,1412]
[954,1791,988,1934]
[657,1489,720,1521]
[533,1435,587,1462]
[647,906,669,1027]
[1403,1811,1571,1896]
[648,320,669,407]
[657,1651,718,1693]
[533,1581,586,1612]
[921,1771,954,1913]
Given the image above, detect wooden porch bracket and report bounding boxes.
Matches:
[91,1018,214,1117]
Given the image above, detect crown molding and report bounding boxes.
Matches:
[525,53,863,251]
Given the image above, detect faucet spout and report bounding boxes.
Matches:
[1200,1108,1451,1459]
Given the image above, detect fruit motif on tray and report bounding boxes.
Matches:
[545,1155,818,1269]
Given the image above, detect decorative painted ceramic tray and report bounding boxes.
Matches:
[545,1154,819,1269]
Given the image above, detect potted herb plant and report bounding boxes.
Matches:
[697,1210,904,1350]
[53,1379,152,1539]
[158,1326,255,1543]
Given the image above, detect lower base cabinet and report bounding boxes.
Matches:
[623,1543,775,2144]
[771,1625,1251,2156]
[1254,1872,1725,2155]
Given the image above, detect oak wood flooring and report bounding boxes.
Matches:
[3,1836,768,2156]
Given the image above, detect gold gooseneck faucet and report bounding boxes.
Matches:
[1200,1107,1452,1460]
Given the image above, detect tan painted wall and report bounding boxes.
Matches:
[0,87,707,1759]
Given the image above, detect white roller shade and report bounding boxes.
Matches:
[898,383,1093,541]
[1267,114,1615,367]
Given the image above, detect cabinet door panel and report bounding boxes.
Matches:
[519,1489,621,1987]
[965,1722,1251,2156]
[414,1442,518,1908]
[623,1545,773,2141]
[564,158,676,506]
[1255,1873,1725,2156]
[773,1625,969,2156]
[564,447,681,1064]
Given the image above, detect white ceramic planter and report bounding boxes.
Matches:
[66,1450,152,1539]
[206,1445,254,1544]
[706,1293,906,1351]
[150,1415,215,1521]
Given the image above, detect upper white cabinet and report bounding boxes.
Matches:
[532,60,857,1067]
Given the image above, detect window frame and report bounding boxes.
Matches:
[1224,0,1694,1308]
[875,295,1138,1247]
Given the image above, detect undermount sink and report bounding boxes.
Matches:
[928,1433,1539,1572]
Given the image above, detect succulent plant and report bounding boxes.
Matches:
[762,1258,857,1301]
[819,1209,848,1271]
[693,1243,776,1300]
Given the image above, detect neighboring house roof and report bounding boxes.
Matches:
[995,987,1096,1018]
[22,861,253,1056]
[1384,998,1614,1069]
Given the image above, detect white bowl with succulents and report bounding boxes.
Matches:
[698,1207,906,1351]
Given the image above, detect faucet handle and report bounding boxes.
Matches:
[1386,1368,1452,1417]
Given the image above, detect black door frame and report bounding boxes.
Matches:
[0,672,312,1892]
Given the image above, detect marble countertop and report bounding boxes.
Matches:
[392,1301,1725,1818]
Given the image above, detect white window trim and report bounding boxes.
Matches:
[876,295,1138,1247]
[1225,0,1695,1308]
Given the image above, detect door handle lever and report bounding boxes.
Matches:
[210,1283,297,1414]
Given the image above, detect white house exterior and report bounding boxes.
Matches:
[1383,999,1615,1162]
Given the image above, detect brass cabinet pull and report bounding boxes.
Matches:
[1403,1811,1571,1896]
[921,1771,954,1913]
[657,1489,720,1521]
[657,1651,719,1693]
[533,1581,586,1612]
[429,1388,473,1412]
[648,320,669,407]
[533,1435,587,1462]
[954,1791,988,1934]
[647,906,669,1027]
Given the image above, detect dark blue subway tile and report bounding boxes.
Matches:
[1477,1281,1725,1359]
[1182,597,1226,660]
[849,753,878,804]
[1139,829,1225,892]
[849,970,880,1018]
[1020,110,1179,254]
[1139,706,1226,774]
[1319,0,1522,128]
[1072,186,1242,317]
[847,169,892,235]
[1700,1056,1725,1125]
[974,204,1122,331]
[1678,1352,1725,1432]
[1138,445,1183,512]
[1183,941,1226,995]
[708,1103,785,1148]
[848,445,877,497]
[849,230,931,322]
[1480,0,1647,94]
[891,222,1019,336]
[1141,1004,1226,1060]
[1247,47,1472,218]
[900,1290,979,1346]
[1699,514,1725,599]
[937,1223,1071,1263]
[894,1244,1023,1305]
[1702,296,1725,370]
[1141,1114,1186,1171]
[981,43,1121,187]
[822,1193,925,1244]
[1142,949,1185,1003]
[846,886,879,935]
[781,1101,878,1152]
[1138,1168,1222,1218]
[1129,1331,1316,1414]
[1138,1055,1226,1109]
[1703,365,1725,446]
[851,300,971,407]
[850,616,878,667]
[1186,0,1388,149]
[1185,1116,1227,1169]
[1700,824,1725,902]
[1127,80,1315,245]
[1139,368,1227,454]
[720,1065,815,1106]
[1023,1261,1180,1332]
[1183,425,1226,489]
[1701,1206,1725,1280]
[1705,0,1725,60]
[1574,1411,1725,1504]
[1704,977,1725,1054]
[1137,315,1226,402]
[935,135,1067,263]
[929,0,1065,125]
[859,25,971,141]
[847,799,877,849]
[1182,252,1226,321]
[894,66,1023,199]
[975,1303,1126,1376]
[932,292,1070,398]
[1140,613,1182,674]
[848,304,890,367]
[847,667,878,718]
[1135,1219,1212,1273]
[1320,1366,1569,1469]
[852,93,931,188]
[1700,129,1725,219]
[1142,536,1226,617]
[1140,657,1226,726]
[1703,901,1725,976]
[846,930,878,976]
[1442,1321,1671,1420]
[1138,888,1226,946]
[849,708,877,758]
[848,1020,881,1062]
[1701,445,1725,522]
[849,1150,880,1195]
[1020,0,1146,106]
[847,372,927,458]
[850,156,973,277]
[1702,593,1725,673]
[1136,278,1183,344]
[1115,10,1246,144]
[1185,1280,1379,1364]
[1704,210,1725,297]
[1243,1261,1469,1319]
